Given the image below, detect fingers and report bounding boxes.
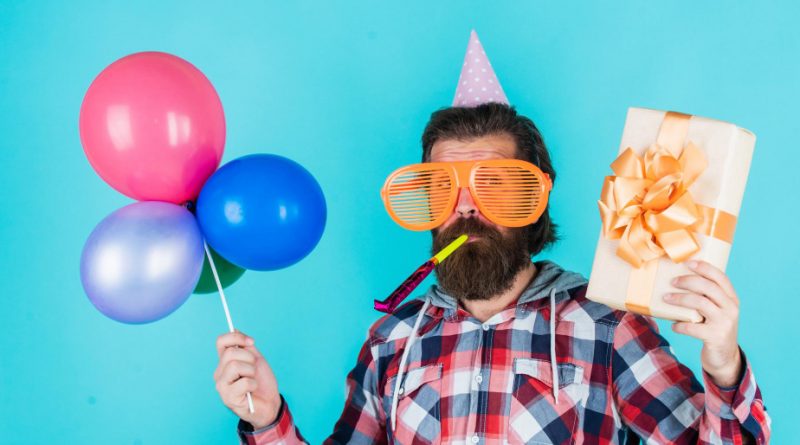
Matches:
[672,321,713,340]
[213,347,256,380]
[671,273,732,311]
[229,377,258,399]
[686,261,739,304]
[218,360,256,385]
[216,331,254,357]
[220,377,258,409]
[663,292,719,321]
[222,347,256,365]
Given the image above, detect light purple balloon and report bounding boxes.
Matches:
[80,201,204,324]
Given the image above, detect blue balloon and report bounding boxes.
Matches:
[80,201,205,324]
[196,154,326,271]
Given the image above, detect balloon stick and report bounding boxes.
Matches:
[204,241,255,414]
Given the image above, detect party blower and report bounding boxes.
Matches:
[374,234,469,313]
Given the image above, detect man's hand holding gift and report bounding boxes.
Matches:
[664,259,743,387]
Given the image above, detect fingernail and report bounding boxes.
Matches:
[662,293,673,301]
[246,338,254,345]
[686,260,698,269]
[671,277,679,285]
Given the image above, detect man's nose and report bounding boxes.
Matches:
[454,187,478,218]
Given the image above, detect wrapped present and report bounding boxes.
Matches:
[585,108,755,322]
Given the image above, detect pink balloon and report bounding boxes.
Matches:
[79,52,225,203]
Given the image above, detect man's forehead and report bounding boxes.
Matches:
[429,134,517,162]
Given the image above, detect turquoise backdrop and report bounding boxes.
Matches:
[1,1,796,443]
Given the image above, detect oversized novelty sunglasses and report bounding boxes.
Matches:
[381,159,553,231]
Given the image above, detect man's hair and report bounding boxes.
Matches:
[421,102,559,257]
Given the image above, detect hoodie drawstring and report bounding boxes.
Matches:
[549,287,559,404]
[390,296,431,432]
[389,288,560,430]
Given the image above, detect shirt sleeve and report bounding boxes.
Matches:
[324,337,388,444]
[237,395,307,444]
[236,338,387,445]
[610,312,771,444]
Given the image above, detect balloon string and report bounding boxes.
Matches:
[204,241,255,414]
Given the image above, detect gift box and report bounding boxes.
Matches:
[585,108,755,322]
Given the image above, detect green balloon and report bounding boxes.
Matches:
[193,248,246,294]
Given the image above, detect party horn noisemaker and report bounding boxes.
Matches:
[374,234,469,313]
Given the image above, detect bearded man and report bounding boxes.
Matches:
[213,32,770,445]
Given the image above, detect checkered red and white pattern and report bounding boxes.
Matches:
[238,261,770,445]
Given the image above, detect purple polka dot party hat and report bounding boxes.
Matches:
[452,30,509,107]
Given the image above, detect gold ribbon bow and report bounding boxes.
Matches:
[598,142,708,268]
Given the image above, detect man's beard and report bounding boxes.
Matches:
[432,218,530,302]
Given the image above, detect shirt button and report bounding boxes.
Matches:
[481,323,490,331]
[475,374,483,384]
[398,387,404,395]
[471,434,480,443]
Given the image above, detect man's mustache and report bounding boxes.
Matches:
[434,217,503,246]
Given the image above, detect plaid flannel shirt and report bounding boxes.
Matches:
[238,260,770,444]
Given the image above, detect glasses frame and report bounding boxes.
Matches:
[381,159,553,231]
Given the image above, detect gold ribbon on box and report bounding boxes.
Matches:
[597,112,738,315]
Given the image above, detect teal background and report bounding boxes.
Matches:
[0,1,796,443]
